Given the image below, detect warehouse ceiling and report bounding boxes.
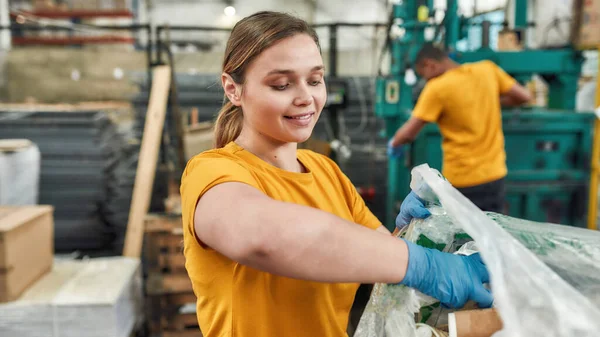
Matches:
[149,0,510,27]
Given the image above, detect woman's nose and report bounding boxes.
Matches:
[293,84,314,106]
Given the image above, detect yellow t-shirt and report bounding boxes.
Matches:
[413,60,516,188]
[180,142,382,337]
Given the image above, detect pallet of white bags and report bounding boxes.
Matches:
[0,257,143,337]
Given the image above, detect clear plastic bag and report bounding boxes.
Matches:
[355,164,600,337]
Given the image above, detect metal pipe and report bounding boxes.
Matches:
[156,25,232,32]
[481,20,491,49]
[444,0,460,50]
[328,25,338,77]
[313,22,386,28]
[1,23,150,31]
[514,0,528,29]
[326,25,340,163]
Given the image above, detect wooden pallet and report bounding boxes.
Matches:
[147,294,201,337]
[144,214,202,337]
[162,330,203,337]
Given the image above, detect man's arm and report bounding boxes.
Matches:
[390,117,428,147]
[492,61,532,107]
[389,83,441,148]
[500,83,532,107]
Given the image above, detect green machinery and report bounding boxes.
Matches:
[376,0,595,230]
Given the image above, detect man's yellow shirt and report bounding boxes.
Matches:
[180,142,382,337]
[413,60,517,188]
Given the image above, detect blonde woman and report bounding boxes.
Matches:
[180,11,492,337]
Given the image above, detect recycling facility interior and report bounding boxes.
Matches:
[0,0,598,337]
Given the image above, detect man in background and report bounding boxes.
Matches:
[388,43,532,213]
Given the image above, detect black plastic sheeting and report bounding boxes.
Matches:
[0,110,142,253]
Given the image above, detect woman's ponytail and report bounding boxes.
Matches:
[214,100,243,148]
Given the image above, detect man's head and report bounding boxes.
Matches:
[414,43,450,80]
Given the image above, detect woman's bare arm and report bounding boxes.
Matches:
[194,182,408,284]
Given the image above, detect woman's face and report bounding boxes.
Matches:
[233,34,326,145]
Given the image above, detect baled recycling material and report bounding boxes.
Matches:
[0,257,142,337]
[355,164,600,337]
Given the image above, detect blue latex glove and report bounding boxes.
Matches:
[387,139,405,159]
[400,239,494,309]
[396,191,432,230]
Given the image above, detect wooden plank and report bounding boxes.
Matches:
[123,65,171,258]
[163,293,197,307]
[144,232,184,272]
[158,254,186,271]
[0,101,131,111]
[190,107,199,126]
[12,36,136,46]
[148,293,196,313]
[152,234,184,252]
[145,214,183,233]
[168,313,199,331]
[0,139,33,151]
[162,330,204,337]
[164,194,182,215]
[146,273,193,295]
[14,9,134,19]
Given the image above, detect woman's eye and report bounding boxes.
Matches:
[310,80,322,86]
[272,84,288,91]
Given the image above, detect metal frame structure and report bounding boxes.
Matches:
[375,0,595,229]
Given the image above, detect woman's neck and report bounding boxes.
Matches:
[235,130,304,173]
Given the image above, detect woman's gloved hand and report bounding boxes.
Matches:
[396,191,431,230]
[399,239,494,309]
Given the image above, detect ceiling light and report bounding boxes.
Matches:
[224,6,236,17]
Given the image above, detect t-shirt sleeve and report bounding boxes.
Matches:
[325,158,382,230]
[412,83,444,123]
[348,185,382,230]
[490,61,517,94]
[180,153,262,243]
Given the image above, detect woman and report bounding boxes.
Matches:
[180,11,492,337]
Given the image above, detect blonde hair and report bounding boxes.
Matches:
[214,11,320,148]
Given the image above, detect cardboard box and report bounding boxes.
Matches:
[497,29,522,51]
[572,0,600,49]
[0,206,54,303]
[183,122,214,160]
[298,137,332,156]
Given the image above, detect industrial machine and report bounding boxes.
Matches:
[376,0,595,230]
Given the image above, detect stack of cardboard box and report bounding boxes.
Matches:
[0,206,54,303]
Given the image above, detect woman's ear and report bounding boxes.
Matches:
[222,73,242,106]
